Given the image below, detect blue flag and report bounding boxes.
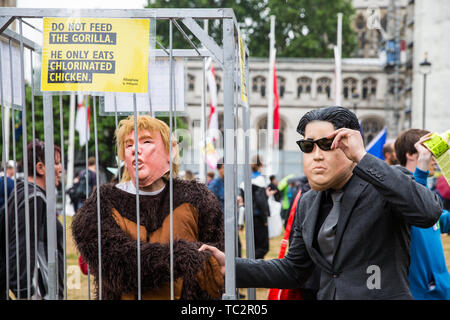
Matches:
[366,127,387,160]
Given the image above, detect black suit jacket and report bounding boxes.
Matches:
[236,153,443,299]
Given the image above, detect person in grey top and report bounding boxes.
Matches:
[199,106,443,300]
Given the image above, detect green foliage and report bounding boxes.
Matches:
[1,85,188,170]
[0,89,121,168]
[146,0,356,58]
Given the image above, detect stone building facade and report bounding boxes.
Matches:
[185,57,392,155]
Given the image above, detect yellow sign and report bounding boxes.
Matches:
[238,35,248,105]
[41,18,149,93]
[424,131,450,185]
[423,133,449,158]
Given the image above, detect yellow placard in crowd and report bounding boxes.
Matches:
[238,35,248,106]
[424,131,450,185]
[41,17,149,93]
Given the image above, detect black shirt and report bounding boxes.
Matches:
[268,183,281,202]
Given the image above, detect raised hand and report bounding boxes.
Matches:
[327,128,367,163]
[415,132,433,172]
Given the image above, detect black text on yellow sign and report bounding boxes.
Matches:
[41,18,149,93]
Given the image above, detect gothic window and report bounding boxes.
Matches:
[277,76,286,98]
[388,79,404,95]
[297,77,312,98]
[381,14,387,31]
[362,77,377,99]
[317,77,332,99]
[256,117,285,151]
[215,75,221,92]
[356,14,365,30]
[343,77,358,99]
[252,76,266,97]
[187,74,195,91]
[361,117,384,146]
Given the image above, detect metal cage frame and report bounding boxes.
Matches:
[0,7,256,300]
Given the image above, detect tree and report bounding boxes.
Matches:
[0,86,188,172]
[0,89,122,169]
[146,0,356,58]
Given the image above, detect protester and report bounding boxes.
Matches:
[277,173,295,224]
[382,139,399,165]
[267,175,281,202]
[209,159,242,258]
[395,128,450,299]
[72,115,224,300]
[182,170,195,181]
[200,106,443,300]
[0,139,65,299]
[267,175,283,239]
[287,176,311,239]
[207,171,215,186]
[5,160,15,179]
[436,175,450,211]
[239,155,270,260]
[68,156,97,212]
[208,160,224,211]
[69,157,99,276]
[0,165,14,209]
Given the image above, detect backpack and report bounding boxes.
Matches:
[74,170,95,200]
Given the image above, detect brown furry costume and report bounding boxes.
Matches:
[71,178,224,300]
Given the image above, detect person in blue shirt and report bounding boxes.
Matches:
[0,168,14,209]
[208,161,224,212]
[395,128,450,300]
[208,159,243,261]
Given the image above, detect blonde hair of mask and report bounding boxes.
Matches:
[115,115,179,183]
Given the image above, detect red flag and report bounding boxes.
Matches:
[205,58,219,169]
[206,60,219,142]
[273,64,280,146]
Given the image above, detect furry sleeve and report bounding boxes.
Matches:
[71,185,219,298]
[177,181,225,299]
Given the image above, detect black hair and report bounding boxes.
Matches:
[394,129,430,166]
[24,139,61,177]
[297,106,360,136]
[382,142,394,156]
[251,155,263,173]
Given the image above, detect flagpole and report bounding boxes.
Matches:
[335,13,343,106]
[65,93,75,216]
[267,15,276,176]
[199,20,208,183]
[3,106,10,163]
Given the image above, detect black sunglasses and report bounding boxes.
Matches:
[296,137,334,153]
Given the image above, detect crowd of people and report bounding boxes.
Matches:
[1,106,450,300]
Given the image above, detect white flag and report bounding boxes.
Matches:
[75,94,90,147]
[206,58,219,142]
[204,58,219,169]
